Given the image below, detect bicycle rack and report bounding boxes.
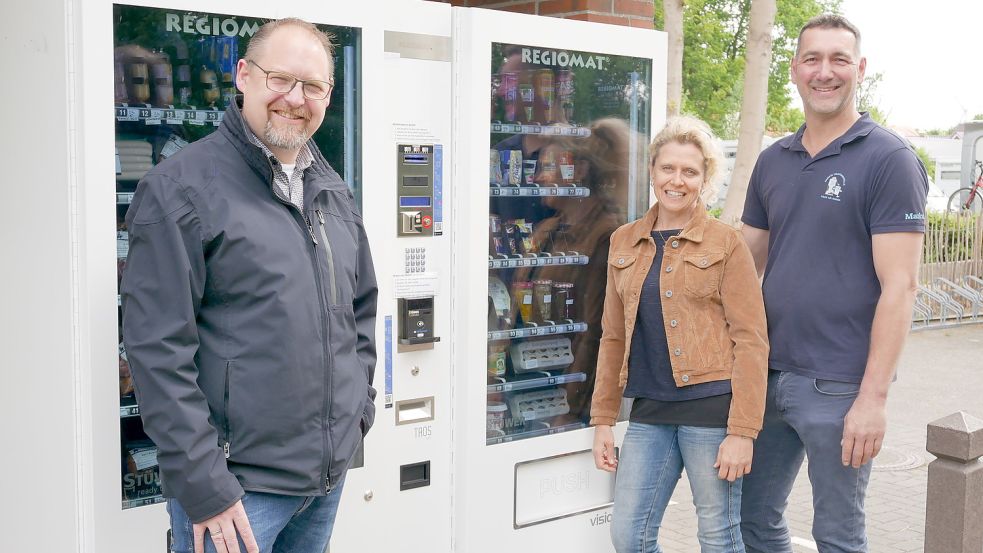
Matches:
[917,286,964,323]
[963,275,983,295]
[934,277,982,320]
[911,296,933,327]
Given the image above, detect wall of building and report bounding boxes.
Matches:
[428,0,654,28]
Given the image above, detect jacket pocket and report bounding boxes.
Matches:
[608,253,637,295]
[222,360,233,459]
[682,250,726,298]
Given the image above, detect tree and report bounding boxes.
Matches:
[664,0,685,116]
[721,0,776,226]
[653,0,839,138]
[857,72,888,125]
[914,146,936,181]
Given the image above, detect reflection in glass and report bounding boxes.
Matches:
[487,43,652,444]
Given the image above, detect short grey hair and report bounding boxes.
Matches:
[244,17,336,68]
[796,13,862,56]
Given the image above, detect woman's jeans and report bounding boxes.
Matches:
[612,423,746,553]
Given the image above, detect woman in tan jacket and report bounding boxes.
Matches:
[590,116,768,553]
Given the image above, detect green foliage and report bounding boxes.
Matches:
[655,0,839,138]
[974,113,983,121]
[708,206,724,219]
[923,212,981,263]
[913,146,936,180]
[857,72,888,125]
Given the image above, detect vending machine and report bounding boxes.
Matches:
[331,2,456,551]
[451,8,665,552]
[65,1,404,551]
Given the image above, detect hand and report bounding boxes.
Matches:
[841,393,886,468]
[592,425,618,472]
[714,435,753,482]
[193,500,259,553]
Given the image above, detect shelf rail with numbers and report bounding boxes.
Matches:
[115,105,224,126]
[488,322,587,342]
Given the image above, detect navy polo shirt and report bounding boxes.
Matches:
[741,114,928,383]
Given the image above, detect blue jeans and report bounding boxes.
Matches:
[741,371,871,553]
[168,479,346,553]
[611,423,745,553]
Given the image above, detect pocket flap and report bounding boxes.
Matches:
[608,253,637,268]
[683,250,726,270]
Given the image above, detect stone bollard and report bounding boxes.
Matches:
[923,411,983,553]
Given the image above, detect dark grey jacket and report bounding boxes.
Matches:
[121,99,377,523]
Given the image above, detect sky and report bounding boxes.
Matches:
[835,0,983,131]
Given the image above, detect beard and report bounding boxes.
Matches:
[263,119,311,151]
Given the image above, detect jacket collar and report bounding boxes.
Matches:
[628,202,710,246]
[219,96,347,194]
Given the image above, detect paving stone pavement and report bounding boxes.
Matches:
[652,324,983,552]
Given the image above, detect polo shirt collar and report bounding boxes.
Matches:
[630,202,710,245]
[781,112,877,158]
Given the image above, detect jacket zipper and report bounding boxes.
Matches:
[223,361,232,459]
[262,157,335,492]
[315,209,338,305]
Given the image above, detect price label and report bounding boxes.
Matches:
[508,330,518,338]
[186,110,204,126]
[529,328,540,336]
[515,259,525,267]
[116,107,139,122]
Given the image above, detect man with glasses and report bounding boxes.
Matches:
[122,18,377,553]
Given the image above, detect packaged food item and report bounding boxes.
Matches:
[487,401,509,433]
[558,150,576,185]
[502,150,523,186]
[501,71,518,122]
[197,66,220,107]
[519,69,536,123]
[552,282,576,321]
[523,159,537,185]
[487,344,508,377]
[510,219,536,253]
[532,279,554,324]
[119,342,133,397]
[512,281,534,325]
[503,222,522,255]
[534,69,555,123]
[556,69,575,122]
[489,149,503,185]
[216,36,238,109]
[489,276,512,323]
[538,149,558,185]
[149,53,174,107]
[125,57,150,104]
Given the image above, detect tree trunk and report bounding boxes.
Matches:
[720,0,776,227]
[664,0,685,116]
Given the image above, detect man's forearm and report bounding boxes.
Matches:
[860,281,917,399]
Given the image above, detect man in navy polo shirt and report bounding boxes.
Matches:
[738,14,928,553]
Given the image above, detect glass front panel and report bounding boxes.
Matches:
[486,42,652,445]
[113,4,361,508]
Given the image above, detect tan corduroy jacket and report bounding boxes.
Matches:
[589,203,769,438]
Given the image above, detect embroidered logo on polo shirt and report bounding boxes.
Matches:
[820,173,846,202]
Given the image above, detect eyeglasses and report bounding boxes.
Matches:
[247,59,334,101]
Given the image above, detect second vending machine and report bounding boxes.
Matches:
[452,7,666,552]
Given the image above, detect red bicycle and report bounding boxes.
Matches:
[947,160,983,213]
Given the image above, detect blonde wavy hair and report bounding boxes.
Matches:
[648,115,725,206]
